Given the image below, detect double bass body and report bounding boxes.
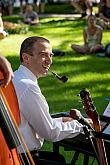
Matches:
[0,72,35,165]
[0,72,21,165]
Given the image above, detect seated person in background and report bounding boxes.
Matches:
[70,0,93,17]
[0,12,8,39]
[99,0,110,28]
[71,15,103,54]
[23,4,40,25]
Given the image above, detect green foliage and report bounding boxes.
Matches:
[0,15,110,165]
[6,24,29,34]
[13,4,75,15]
[3,15,23,23]
[44,4,75,14]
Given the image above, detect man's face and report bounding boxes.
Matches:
[25,41,53,78]
[26,5,33,12]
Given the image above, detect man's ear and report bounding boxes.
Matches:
[22,53,30,64]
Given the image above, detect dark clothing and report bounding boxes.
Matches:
[101,5,110,19]
[21,150,69,165]
[19,0,28,3]
[23,11,38,21]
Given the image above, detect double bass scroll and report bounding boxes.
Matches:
[80,88,108,165]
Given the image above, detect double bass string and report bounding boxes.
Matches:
[0,94,20,146]
[0,88,35,165]
[0,91,32,165]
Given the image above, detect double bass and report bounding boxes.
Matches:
[0,72,35,165]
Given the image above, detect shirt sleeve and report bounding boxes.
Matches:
[20,84,83,142]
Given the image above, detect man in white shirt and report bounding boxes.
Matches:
[13,36,84,164]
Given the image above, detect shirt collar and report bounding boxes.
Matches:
[19,65,37,82]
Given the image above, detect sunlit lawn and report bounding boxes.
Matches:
[1,15,110,164]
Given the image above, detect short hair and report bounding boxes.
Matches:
[20,36,50,62]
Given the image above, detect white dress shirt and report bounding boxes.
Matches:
[13,65,83,152]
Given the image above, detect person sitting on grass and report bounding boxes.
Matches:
[23,4,40,25]
[71,15,104,54]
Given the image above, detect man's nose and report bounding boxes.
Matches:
[46,55,52,64]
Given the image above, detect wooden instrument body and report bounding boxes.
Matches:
[80,88,108,165]
[0,72,21,165]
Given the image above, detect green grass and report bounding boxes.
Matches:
[1,16,110,164]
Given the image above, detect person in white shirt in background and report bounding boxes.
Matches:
[12,36,87,164]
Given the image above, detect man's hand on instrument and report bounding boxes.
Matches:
[70,108,82,120]
[83,118,93,127]
[62,116,74,122]
[62,109,83,122]
[70,108,93,128]
[0,55,14,87]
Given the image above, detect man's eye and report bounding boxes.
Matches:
[41,53,45,57]
[40,53,53,58]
